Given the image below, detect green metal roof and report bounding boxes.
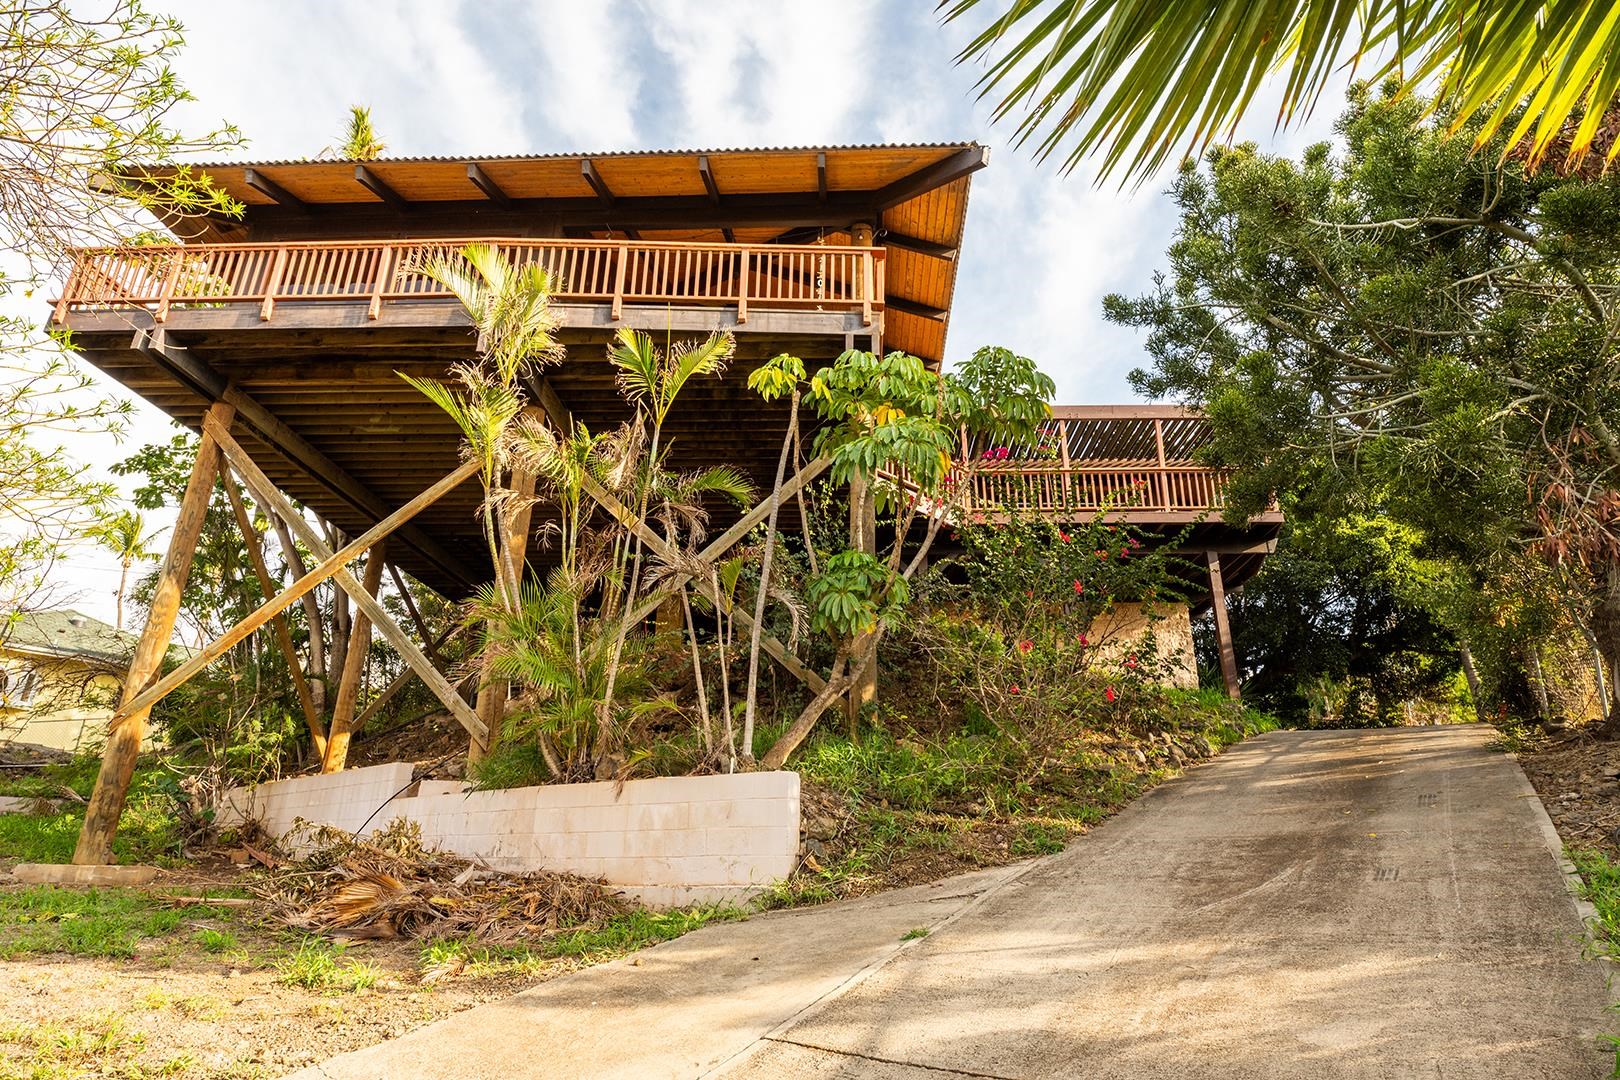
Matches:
[3,610,138,667]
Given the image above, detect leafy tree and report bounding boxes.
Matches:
[0,1,238,638]
[1108,83,1620,723]
[755,346,1055,768]
[945,0,1620,182]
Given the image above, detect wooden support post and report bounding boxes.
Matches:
[321,542,387,773]
[1206,552,1241,700]
[74,401,236,865]
[209,419,488,745]
[220,465,326,760]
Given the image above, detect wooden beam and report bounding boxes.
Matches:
[74,401,236,865]
[581,159,614,205]
[816,152,828,203]
[244,168,308,214]
[387,562,441,663]
[220,464,326,759]
[350,623,469,734]
[873,145,989,210]
[465,162,513,210]
[134,327,478,589]
[110,444,482,726]
[698,156,721,204]
[211,419,489,744]
[354,165,408,212]
[886,296,948,321]
[322,541,388,772]
[882,231,956,261]
[579,469,828,694]
[1206,552,1241,700]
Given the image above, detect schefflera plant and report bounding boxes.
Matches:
[750,345,1055,769]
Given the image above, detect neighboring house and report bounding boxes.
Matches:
[0,609,138,753]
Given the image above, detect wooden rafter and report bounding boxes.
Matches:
[355,165,409,212]
[465,162,513,209]
[244,168,307,214]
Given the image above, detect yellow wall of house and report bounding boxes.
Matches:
[0,648,130,754]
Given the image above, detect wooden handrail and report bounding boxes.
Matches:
[52,237,887,325]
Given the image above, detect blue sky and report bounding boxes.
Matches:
[47,0,1351,627]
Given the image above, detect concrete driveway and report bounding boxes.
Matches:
[292,726,1614,1080]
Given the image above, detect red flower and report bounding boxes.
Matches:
[1105,686,1117,703]
[1077,632,1089,646]
[1018,639,1033,654]
[1025,589,1034,598]
[1009,684,1020,695]
[1125,655,1138,669]
[1059,530,1071,543]
[1096,549,1109,560]
[1073,579,1084,595]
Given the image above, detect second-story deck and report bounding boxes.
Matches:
[55,236,885,336]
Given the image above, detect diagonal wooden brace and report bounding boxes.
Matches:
[110,428,482,735]
[579,471,827,694]
[208,415,489,744]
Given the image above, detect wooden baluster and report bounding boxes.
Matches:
[1153,418,1170,510]
[861,249,873,326]
[611,244,628,320]
[152,249,185,323]
[368,244,394,319]
[738,249,750,325]
[54,254,79,324]
[260,246,288,321]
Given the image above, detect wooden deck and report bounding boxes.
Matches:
[55,238,884,331]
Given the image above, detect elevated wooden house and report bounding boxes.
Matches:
[51,142,1277,865]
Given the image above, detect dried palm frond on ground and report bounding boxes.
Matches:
[252,820,628,943]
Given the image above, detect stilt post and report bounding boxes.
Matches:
[1206,551,1241,700]
[321,541,388,773]
[74,401,236,865]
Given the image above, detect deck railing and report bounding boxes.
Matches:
[952,462,1233,515]
[53,238,886,326]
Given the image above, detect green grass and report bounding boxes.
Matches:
[1568,847,1620,959]
[0,885,242,960]
[900,927,929,941]
[0,763,183,867]
[192,927,238,954]
[275,939,381,993]
[0,756,101,800]
[417,905,746,983]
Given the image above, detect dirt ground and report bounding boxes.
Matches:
[0,859,566,1080]
[1514,723,1620,858]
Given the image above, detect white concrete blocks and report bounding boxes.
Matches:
[217,765,801,907]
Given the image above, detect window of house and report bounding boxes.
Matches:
[0,663,42,708]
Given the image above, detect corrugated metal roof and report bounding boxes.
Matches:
[165,141,981,171]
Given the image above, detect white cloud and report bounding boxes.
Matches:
[522,1,642,149]
[630,0,877,146]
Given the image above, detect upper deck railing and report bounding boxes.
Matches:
[945,407,1258,519]
[53,238,885,327]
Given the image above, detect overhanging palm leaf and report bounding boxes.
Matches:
[945,0,1620,181]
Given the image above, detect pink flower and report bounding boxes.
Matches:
[1105,686,1117,703]
[1073,579,1084,595]
[1077,632,1089,646]
[1125,655,1138,669]
[1018,639,1033,654]
[1009,684,1020,695]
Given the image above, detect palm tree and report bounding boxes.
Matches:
[336,105,385,160]
[403,243,565,606]
[945,1,1620,182]
[91,509,161,629]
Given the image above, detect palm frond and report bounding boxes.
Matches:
[944,0,1620,181]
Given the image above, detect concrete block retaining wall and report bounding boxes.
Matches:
[217,764,801,907]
